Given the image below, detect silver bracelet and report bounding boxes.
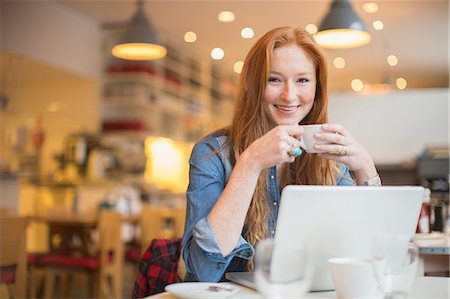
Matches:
[357,174,382,186]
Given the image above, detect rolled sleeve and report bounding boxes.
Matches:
[194,217,254,262]
[185,216,254,281]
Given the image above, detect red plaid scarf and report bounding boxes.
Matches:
[131,238,182,298]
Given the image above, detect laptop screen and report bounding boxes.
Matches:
[275,185,424,291]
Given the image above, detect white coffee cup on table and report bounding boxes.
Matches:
[299,124,331,153]
[328,257,384,299]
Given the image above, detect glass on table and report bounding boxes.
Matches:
[254,238,313,298]
[372,234,419,299]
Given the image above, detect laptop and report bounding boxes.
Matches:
[226,185,424,291]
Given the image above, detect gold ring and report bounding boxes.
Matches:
[339,149,347,156]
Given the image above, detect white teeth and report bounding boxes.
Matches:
[276,105,298,111]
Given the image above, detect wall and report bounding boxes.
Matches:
[1,1,102,178]
[1,1,101,79]
[328,88,449,164]
[0,54,100,178]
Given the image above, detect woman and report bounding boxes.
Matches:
[182,27,380,282]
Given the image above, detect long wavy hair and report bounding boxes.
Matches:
[223,27,339,252]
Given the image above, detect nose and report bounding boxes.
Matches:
[280,82,296,102]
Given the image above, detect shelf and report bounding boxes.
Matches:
[104,71,158,84]
[102,101,155,109]
[101,28,237,144]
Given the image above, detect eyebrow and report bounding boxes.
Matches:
[269,70,314,76]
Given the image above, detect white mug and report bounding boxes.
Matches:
[299,124,331,153]
[328,257,384,299]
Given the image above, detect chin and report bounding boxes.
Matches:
[274,117,303,126]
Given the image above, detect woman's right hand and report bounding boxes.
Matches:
[244,125,304,171]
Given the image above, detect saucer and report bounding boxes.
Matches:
[165,282,239,299]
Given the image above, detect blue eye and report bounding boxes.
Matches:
[298,78,309,83]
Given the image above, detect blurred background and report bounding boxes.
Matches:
[0,1,449,296]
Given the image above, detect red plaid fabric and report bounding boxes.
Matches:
[131,238,182,298]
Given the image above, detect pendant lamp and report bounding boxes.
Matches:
[314,0,371,49]
[112,0,167,60]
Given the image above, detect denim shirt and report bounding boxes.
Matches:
[182,133,355,282]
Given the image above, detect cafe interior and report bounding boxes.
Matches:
[0,0,449,298]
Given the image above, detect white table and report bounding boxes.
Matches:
[146,277,449,298]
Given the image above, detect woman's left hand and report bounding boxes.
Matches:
[313,123,378,182]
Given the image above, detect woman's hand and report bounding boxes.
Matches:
[243,125,304,171]
[209,125,303,256]
[313,123,378,182]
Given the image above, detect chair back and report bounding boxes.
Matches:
[0,216,28,298]
[139,205,173,250]
[98,210,123,255]
[97,210,123,298]
[172,206,186,238]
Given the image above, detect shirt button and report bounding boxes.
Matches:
[271,175,275,179]
[271,230,275,235]
[273,201,277,206]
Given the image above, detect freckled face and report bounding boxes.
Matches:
[263,44,317,128]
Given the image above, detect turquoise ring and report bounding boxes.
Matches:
[288,147,302,158]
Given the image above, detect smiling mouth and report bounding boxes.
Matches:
[274,104,300,111]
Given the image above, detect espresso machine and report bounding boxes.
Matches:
[417,147,450,232]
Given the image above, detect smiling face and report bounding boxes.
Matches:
[263,44,317,128]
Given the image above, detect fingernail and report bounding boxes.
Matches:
[314,145,321,149]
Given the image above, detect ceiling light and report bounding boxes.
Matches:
[314,0,371,49]
[184,31,197,43]
[218,11,235,23]
[241,27,254,39]
[305,24,318,34]
[372,20,384,31]
[363,2,378,13]
[396,77,407,89]
[112,0,167,60]
[211,48,224,60]
[351,79,364,91]
[387,55,398,66]
[233,61,244,74]
[333,57,346,69]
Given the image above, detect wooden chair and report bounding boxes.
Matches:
[170,206,186,278]
[125,204,186,270]
[172,206,186,238]
[0,216,28,299]
[40,210,123,298]
[125,205,173,263]
[139,205,175,249]
[27,207,89,298]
